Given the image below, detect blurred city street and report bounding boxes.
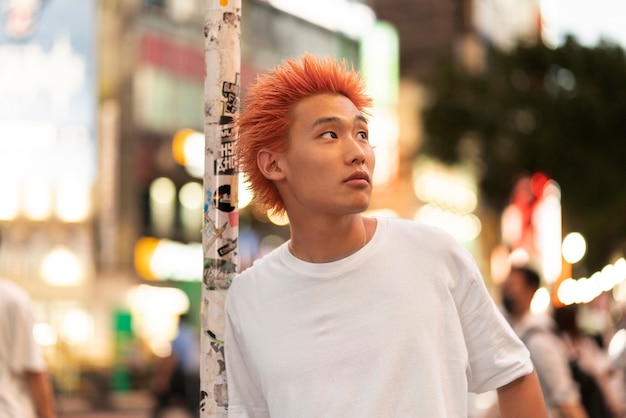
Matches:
[55,390,192,418]
[2,0,626,417]
[56,390,151,418]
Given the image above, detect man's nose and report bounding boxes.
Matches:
[345,136,367,165]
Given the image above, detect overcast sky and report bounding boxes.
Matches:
[544,0,626,48]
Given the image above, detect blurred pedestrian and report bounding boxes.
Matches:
[502,265,588,417]
[554,304,626,417]
[224,53,547,417]
[151,313,200,418]
[0,233,57,418]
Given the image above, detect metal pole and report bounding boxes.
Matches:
[201,0,241,417]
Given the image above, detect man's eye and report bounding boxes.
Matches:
[357,131,368,141]
[321,131,338,139]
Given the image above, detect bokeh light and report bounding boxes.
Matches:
[562,232,586,264]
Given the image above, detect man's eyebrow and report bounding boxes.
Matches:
[311,115,368,129]
[355,115,368,125]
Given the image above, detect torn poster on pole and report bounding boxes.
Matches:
[201,0,241,417]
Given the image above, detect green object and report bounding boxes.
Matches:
[111,309,133,391]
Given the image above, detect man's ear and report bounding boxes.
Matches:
[257,150,286,181]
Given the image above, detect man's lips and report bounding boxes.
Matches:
[344,171,370,183]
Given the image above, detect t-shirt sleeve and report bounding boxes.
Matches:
[449,245,533,393]
[224,291,270,418]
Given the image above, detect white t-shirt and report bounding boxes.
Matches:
[0,279,47,418]
[225,218,532,418]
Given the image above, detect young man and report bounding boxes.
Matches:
[0,277,57,418]
[502,266,589,417]
[225,54,547,417]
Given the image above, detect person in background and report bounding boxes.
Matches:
[152,312,200,418]
[224,53,547,417]
[0,231,57,418]
[554,304,626,417]
[502,265,588,418]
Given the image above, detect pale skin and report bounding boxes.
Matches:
[258,92,548,416]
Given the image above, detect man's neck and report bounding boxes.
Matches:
[288,215,373,263]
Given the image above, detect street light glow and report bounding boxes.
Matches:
[562,232,586,264]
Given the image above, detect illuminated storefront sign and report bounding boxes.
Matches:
[501,173,563,283]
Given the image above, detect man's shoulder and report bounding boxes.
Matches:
[237,244,283,276]
[0,279,30,304]
[228,246,283,295]
[374,218,472,268]
[379,217,456,241]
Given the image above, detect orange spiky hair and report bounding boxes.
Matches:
[236,53,372,216]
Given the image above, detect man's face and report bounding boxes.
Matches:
[501,270,531,317]
[275,93,375,217]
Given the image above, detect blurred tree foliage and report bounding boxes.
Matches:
[420,36,626,271]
